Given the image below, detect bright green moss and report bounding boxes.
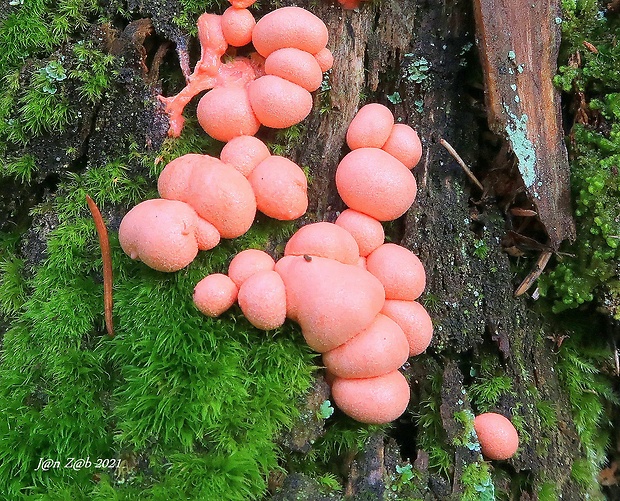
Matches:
[541,2,620,318]
[0,159,316,498]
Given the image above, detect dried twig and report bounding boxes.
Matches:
[514,250,552,297]
[439,138,484,191]
[86,195,114,337]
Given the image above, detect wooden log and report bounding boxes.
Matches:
[473,0,575,248]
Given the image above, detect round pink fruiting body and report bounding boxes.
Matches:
[237,270,287,330]
[284,222,360,265]
[220,135,271,177]
[247,156,308,220]
[366,243,426,300]
[229,0,256,7]
[322,314,409,379]
[265,48,324,92]
[275,255,385,352]
[177,155,256,238]
[228,249,276,288]
[119,199,200,273]
[381,300,433,356]
[252,7,329,58]
[335,148,417,221]
[248,75,313,129]
[474,413,520,460]
[335,209,385,257]
[197,86,261,142]
[331,370,410,424]
[193,273,239,317]
[346,103,395,150]
[314,48,334,72]
[194,217,222,251]
[382,124,423,169]
[221,7,256,47]
[336,148,417,221]
[157,153,200,201]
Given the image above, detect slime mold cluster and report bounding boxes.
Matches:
[192,103,432,424]
[118,0,522,447]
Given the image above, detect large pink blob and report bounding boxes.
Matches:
[275,255,385,352]
[335,148,417,221]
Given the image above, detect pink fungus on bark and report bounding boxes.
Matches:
[248,75,313,129]
[322,313,409,379]
[331,370,410,424]
[221,7,256,47]
[275,255,385,352]
[237,270,287,330]
[366,243,426,301]
[335,148,417,221]
[382,123,423,169]
[474,413,520,460]
[381,300,433,356]
[252,6,329,57]
[346,103,395,150]
[265,48,324,92]
[197,85,261,142]
[119,199,202,272]
[220,135,271,177]
[335,209,385,257]
[284,222,360,265]
[247,156,308,220]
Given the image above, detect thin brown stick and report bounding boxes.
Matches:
[439,138,484,191]
[514,250,553,297]
[86,195,114,337]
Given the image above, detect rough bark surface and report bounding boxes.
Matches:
[280,0,583,498]
[473,0,576,248]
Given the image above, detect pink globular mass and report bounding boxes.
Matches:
[158,1,334,141]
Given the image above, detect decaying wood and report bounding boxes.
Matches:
[473,0,575,249]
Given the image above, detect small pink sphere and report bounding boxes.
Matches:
[366,243,426,300]
[193,274,238,317]
[314,48,334,72]
[252,7,329,58]
[322,314,409,379]
[238,270,287,330]
[382,124,423,169]
[474,413,519,460]
[284,222,360,265]
[265,48,324,92]
[228,249,276,288]
[197,86,261,142]
[335,209,385,257]
[331,371,410,424]
[248,75,313,129]
[248,156,308,220]
[381,300,433,356]
[346,103,394,150]
[221,7,256,47]
[220,135,271,177]
[119,199,199,273]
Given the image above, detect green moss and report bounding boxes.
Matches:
[0,157,317,498]
[469,375,513,413]
[537,481,558,501]
[542,0,620,317]
[0,0,102,150]
[414,367,453,476]
[555,327,618,496]
[461,461,495,501]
